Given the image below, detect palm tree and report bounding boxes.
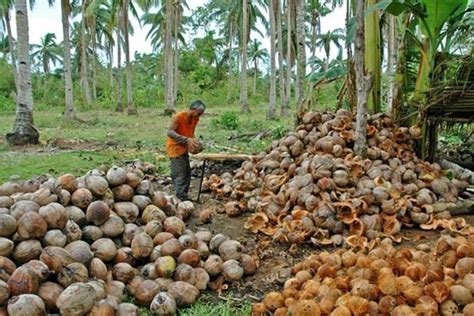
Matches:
[31,33,61,75]
[240,0,249,112]
[80,0,92,107]
[354,0,372,158]
[316,28,345,70]
[61,0,76,120]
[208,0,267,105]
[6,0,39,145]
[307,0,331,60]
[0,0,18,90]
[365,0,381,113]
[0,35,9,60]
[276,0,286,117]
[295,0,306,108]
[248,39,268,95]
[268,0,276,119]
[285,0,295,114]
[164,0,173,113]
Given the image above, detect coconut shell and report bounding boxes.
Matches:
[150,292,177,315]
[17,211,47,240]
[114,202,139,223]
[0,238,14,257]
[39,246,74,274]
[38,202,68,229]
[58,262,89,287]
[86,201,111,226]
[13,240,42,264]
[167,281,200,306]
[38,282,64,312]
[106,166,128,186]
[117,303,139,316]
[131,232,153,259]
[91,238,118,262]
[0,280,9,306]
[0,214,17,238]
[134,280,160,306]
[56,283,96,315]
[106,280,127,301]
[64,240,94,264]
[7,267,39,296]
[7,294,46,316]
[71,188,93,209]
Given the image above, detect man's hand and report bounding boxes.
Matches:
[187,138,203,154]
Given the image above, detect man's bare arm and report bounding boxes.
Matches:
[167,116,189,144]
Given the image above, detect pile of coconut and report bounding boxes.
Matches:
[0,161,256,315]
[204,110,472,246]
[252,234,474,315]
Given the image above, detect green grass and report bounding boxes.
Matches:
[0,105,293,182]
[137,295,251,316]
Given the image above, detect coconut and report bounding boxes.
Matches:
[43,229,67,247]
[71,188,93,209]
[0,238,14,257]
[65,240,94,264]
[91,238,118,262]
[64,219,82,243]
[114,202,139,223]
[17,211,47,240]
[122,223,142,246]
[132,195,152,211]
[144,220,163,239]
[115,247,136,265]
[134,280,160,306]
[13,239,42,264]
[56,174,78,193]
[174,264,196,284]
[23,260,49,282]
[38,202,68,229]
[85,175,109,196]
[7,294,46,316]
[178,249,201,267]
[141,263,159,280]
[131,232,153,259]
[219,240,243,261]
[86,201,111,226]
[204,255,224,276]
[155,256,177,278]
[150,292,177,315]
[7,267,39,296]
[37,281,64,312]
[106,166,128,186]
[0,214,16,238]
[113,184,135,202]
[101,215,125,238]
[160,238,183,257]
[163,217,186,237]
[90,258,108,281]
[117,303,139,316]
[40,246,74,274]
[209,234,230,252]
[82,225,104,243]
[222,260,244,282]
[56,283,96,315]
[194,268,210,290]
[106,281,127,301]
[58,262,89,287]
[153,232,175,246]
[167,281,200,306]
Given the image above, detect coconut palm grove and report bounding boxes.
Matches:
[0,0,473,315]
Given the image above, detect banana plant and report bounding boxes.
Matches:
[372,0,469,104]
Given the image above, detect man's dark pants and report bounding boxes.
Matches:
[170,153,191,200]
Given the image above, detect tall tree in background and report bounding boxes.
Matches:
[386,14,396,114]
[0,0,18,90]
[248,39,268,95]
[80,0,92,107]
[308,0,330,60]
[122,0,137,115]
[295,0,305,109]
[239,0,250,112]
[276,0,286,117]
[268,0,276,119]
[31,33,61,74]
[6,0,39,145]
[116,28,123,112]
[285,0,294,113]
[364,0,381,113]
[354,0,373,158]
[316,28,345,70]
[164,0,174,113]
[61,0,75,120]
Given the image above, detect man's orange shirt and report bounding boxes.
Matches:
[166,111,199,158]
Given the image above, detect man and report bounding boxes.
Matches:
[166,100,205,201]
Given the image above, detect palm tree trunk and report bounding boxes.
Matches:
[123,0,137,115]
[253,58,257,95]
[239,0,250,112]
[268,0,277,119]
[6,0,39,145]
[386,14,396,114]
[61,0,75,120]
[116,30,123,112]
[173,3,179,108]
[80,1,91,107]
[364,0,381,113]
[295,0,306,110]
[4,9,18,91]
[285,0,292,113]
[43,56,49,75]
[276,0,286,117]
[90,16,97,101]
[227,22,233,103]
[164,0,174,114]
[391,14,407,122]
[354,0,373,158]
[108,40,114,96]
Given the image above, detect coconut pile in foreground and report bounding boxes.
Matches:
[253,234,474,315]
[204,109,472,247]
[0,161,256,315]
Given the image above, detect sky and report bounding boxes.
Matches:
[6,0,346,66]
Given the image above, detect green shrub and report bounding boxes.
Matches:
[218,111,240,130]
